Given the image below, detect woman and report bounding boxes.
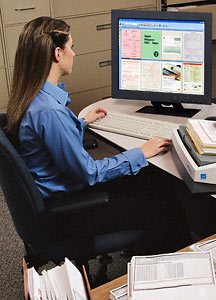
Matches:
[6,16,189,253]
[7,16,171,197]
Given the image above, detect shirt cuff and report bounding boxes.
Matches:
[122,148,148,174]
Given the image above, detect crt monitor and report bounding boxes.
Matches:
[111,10,212,117]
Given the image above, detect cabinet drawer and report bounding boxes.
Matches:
[166,0,203,5]
[62,51,111,94]
[52,0,157,18]
[0,68,9,108]
[66,14,111,55]
[1,0,51,25]
[65,5,158,56]
[212,63,216,99]
[212,72,216,100]
[212,41,216,65]
[5,6,158,65]
[212,41,216,99]
[173,4,216,40]
[0,35,4,67]
[68,86,111,115]
[5,25,23,66]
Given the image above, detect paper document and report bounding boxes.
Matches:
[110,284,128,300]
[128,252,216,300]
[187,119,216,147]
[26,258,90,300]
[65,257,87,300]
[200,121,216,143]
[191,239,216,269]
[131,252,215,290]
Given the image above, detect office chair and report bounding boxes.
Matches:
[0,113,148,286]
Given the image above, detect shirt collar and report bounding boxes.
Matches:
[41,80,70,106]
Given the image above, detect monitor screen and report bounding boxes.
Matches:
[111,10,212,117]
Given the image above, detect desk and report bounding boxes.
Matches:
[80,98,216,238]
[80,97,216,197]
[91,233,216,300]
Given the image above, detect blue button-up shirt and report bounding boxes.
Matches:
[19,81,148,198]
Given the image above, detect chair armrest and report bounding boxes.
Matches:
[44,190,110,216]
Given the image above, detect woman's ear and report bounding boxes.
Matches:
[54,47,61,62]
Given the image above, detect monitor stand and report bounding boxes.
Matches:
[136,102,200,118]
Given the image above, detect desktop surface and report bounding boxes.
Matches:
[80,97,216,180]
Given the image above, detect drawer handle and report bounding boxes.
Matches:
[102,95,111,100]
[15,6,36,12]
[96,23,111,31]
[99,60,112,68]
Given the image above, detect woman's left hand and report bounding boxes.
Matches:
[84,107,107,124]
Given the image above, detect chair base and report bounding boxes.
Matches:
[93,254,113,287]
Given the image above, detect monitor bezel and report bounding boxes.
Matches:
[111,10,212,106]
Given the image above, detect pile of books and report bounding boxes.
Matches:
[186,119,216,155]
[110,252,216,300]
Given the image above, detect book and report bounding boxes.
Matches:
[178,125,216,166]
[186,127,216,155]
[186,119,216,155]
[23,258,92,300]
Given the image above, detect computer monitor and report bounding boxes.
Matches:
[111,10,212,117]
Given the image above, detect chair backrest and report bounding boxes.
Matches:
[0,114,47,244]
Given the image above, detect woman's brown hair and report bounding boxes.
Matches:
[6,16,70,140]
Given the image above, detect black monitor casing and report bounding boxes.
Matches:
[111,10,212,109]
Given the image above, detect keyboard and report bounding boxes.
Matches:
[89,111,179,140]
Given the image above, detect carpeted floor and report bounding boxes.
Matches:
[0,187,25,299]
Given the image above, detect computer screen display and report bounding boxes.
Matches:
[111,10,212,117]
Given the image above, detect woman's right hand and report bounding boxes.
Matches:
[140,136,172,159]
[83,107,107,124]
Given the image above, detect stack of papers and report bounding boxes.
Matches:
[110,284,128,300]
[126,252,216,300]
[26,258,90,300]
[190,238,216,269]
[186,119,216,155]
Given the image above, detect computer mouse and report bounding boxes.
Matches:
[83,138,98,150]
